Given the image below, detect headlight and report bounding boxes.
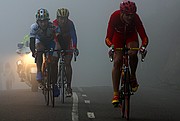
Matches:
[24,53,35,64]
[17,60,23,65]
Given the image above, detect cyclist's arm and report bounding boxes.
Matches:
[105,11,117,47]
[29,23,38,53]
[69,20,77,49]
[135,14,149,48]
[29,37,35,53]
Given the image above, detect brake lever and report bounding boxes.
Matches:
[110,48,114,62]
[141,50,147,62]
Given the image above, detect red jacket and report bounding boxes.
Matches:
[105,10,148,48]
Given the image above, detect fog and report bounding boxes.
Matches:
[0,0,180,90]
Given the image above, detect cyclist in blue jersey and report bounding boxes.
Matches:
[53,8,79,97]
[29,8,58,87]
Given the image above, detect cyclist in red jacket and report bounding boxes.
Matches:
[53,8,79,97]
[105,0,148,106]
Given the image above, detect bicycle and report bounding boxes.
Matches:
[37,49,57,107]
[110,46,147,120]
[56,49,77,104]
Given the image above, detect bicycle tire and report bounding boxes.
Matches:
[125,94,130,120]
[121,81,125,118]
[120,68,131,120]
[124,69,131,120]
[44,65,52,106]
[61,66,65,103]
[49,64,55,107]
[120,68,125,118]
[44,77,49,106]
[60,64,65,103]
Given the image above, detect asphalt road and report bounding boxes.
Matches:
[0,85,180,121]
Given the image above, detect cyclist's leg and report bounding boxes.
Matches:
[49,41,60,97]
[49,40,58,83]
[36,42,45,81]
[127,41,139,92]
[112,51,123,105]
[65,54,73,95]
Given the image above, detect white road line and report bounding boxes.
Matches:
[72,92,79,121]
[82,94,87,97]
[84,100,90,104]
[87,112,95,119]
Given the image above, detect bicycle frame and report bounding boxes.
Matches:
[43,54,54,107]
[117,47,139,120]
[109,23,147,119]
[56,49,76,103]
[110,46,146,120]
[38,48,77,106]
[36,49,56,107]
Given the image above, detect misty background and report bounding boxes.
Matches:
[0,0,180,90]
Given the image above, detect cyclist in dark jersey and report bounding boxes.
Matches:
[29,8,58,85]
[30,8,59,97]
[53,8,79,97]
[105,0,149,106]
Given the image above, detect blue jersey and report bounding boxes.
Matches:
[30,22,55,49]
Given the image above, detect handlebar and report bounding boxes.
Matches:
[109,47,147,62]
[57,49,77,62]
[116,48,139,51]
[37,48,77,62]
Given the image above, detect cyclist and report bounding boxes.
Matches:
[29,8,59,96]
[105,0,148,106]
[53,8,79,97]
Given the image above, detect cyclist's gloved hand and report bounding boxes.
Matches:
[139,46,147,62]
[32,51,36,58]
[108,45,114,57]
[74,48,79,56]
[60,49,66,56]
[139,46,146,54]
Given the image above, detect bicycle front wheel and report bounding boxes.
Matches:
[49,65,55,107]
[44,77,50,106]
[59,65,65,103]
[124,93,130,120]
[50,84,55,107]
[121,68,131,120]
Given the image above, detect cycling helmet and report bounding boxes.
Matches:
[36,8,50,21]
[57,8,69,18]
[120,0,137,14]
